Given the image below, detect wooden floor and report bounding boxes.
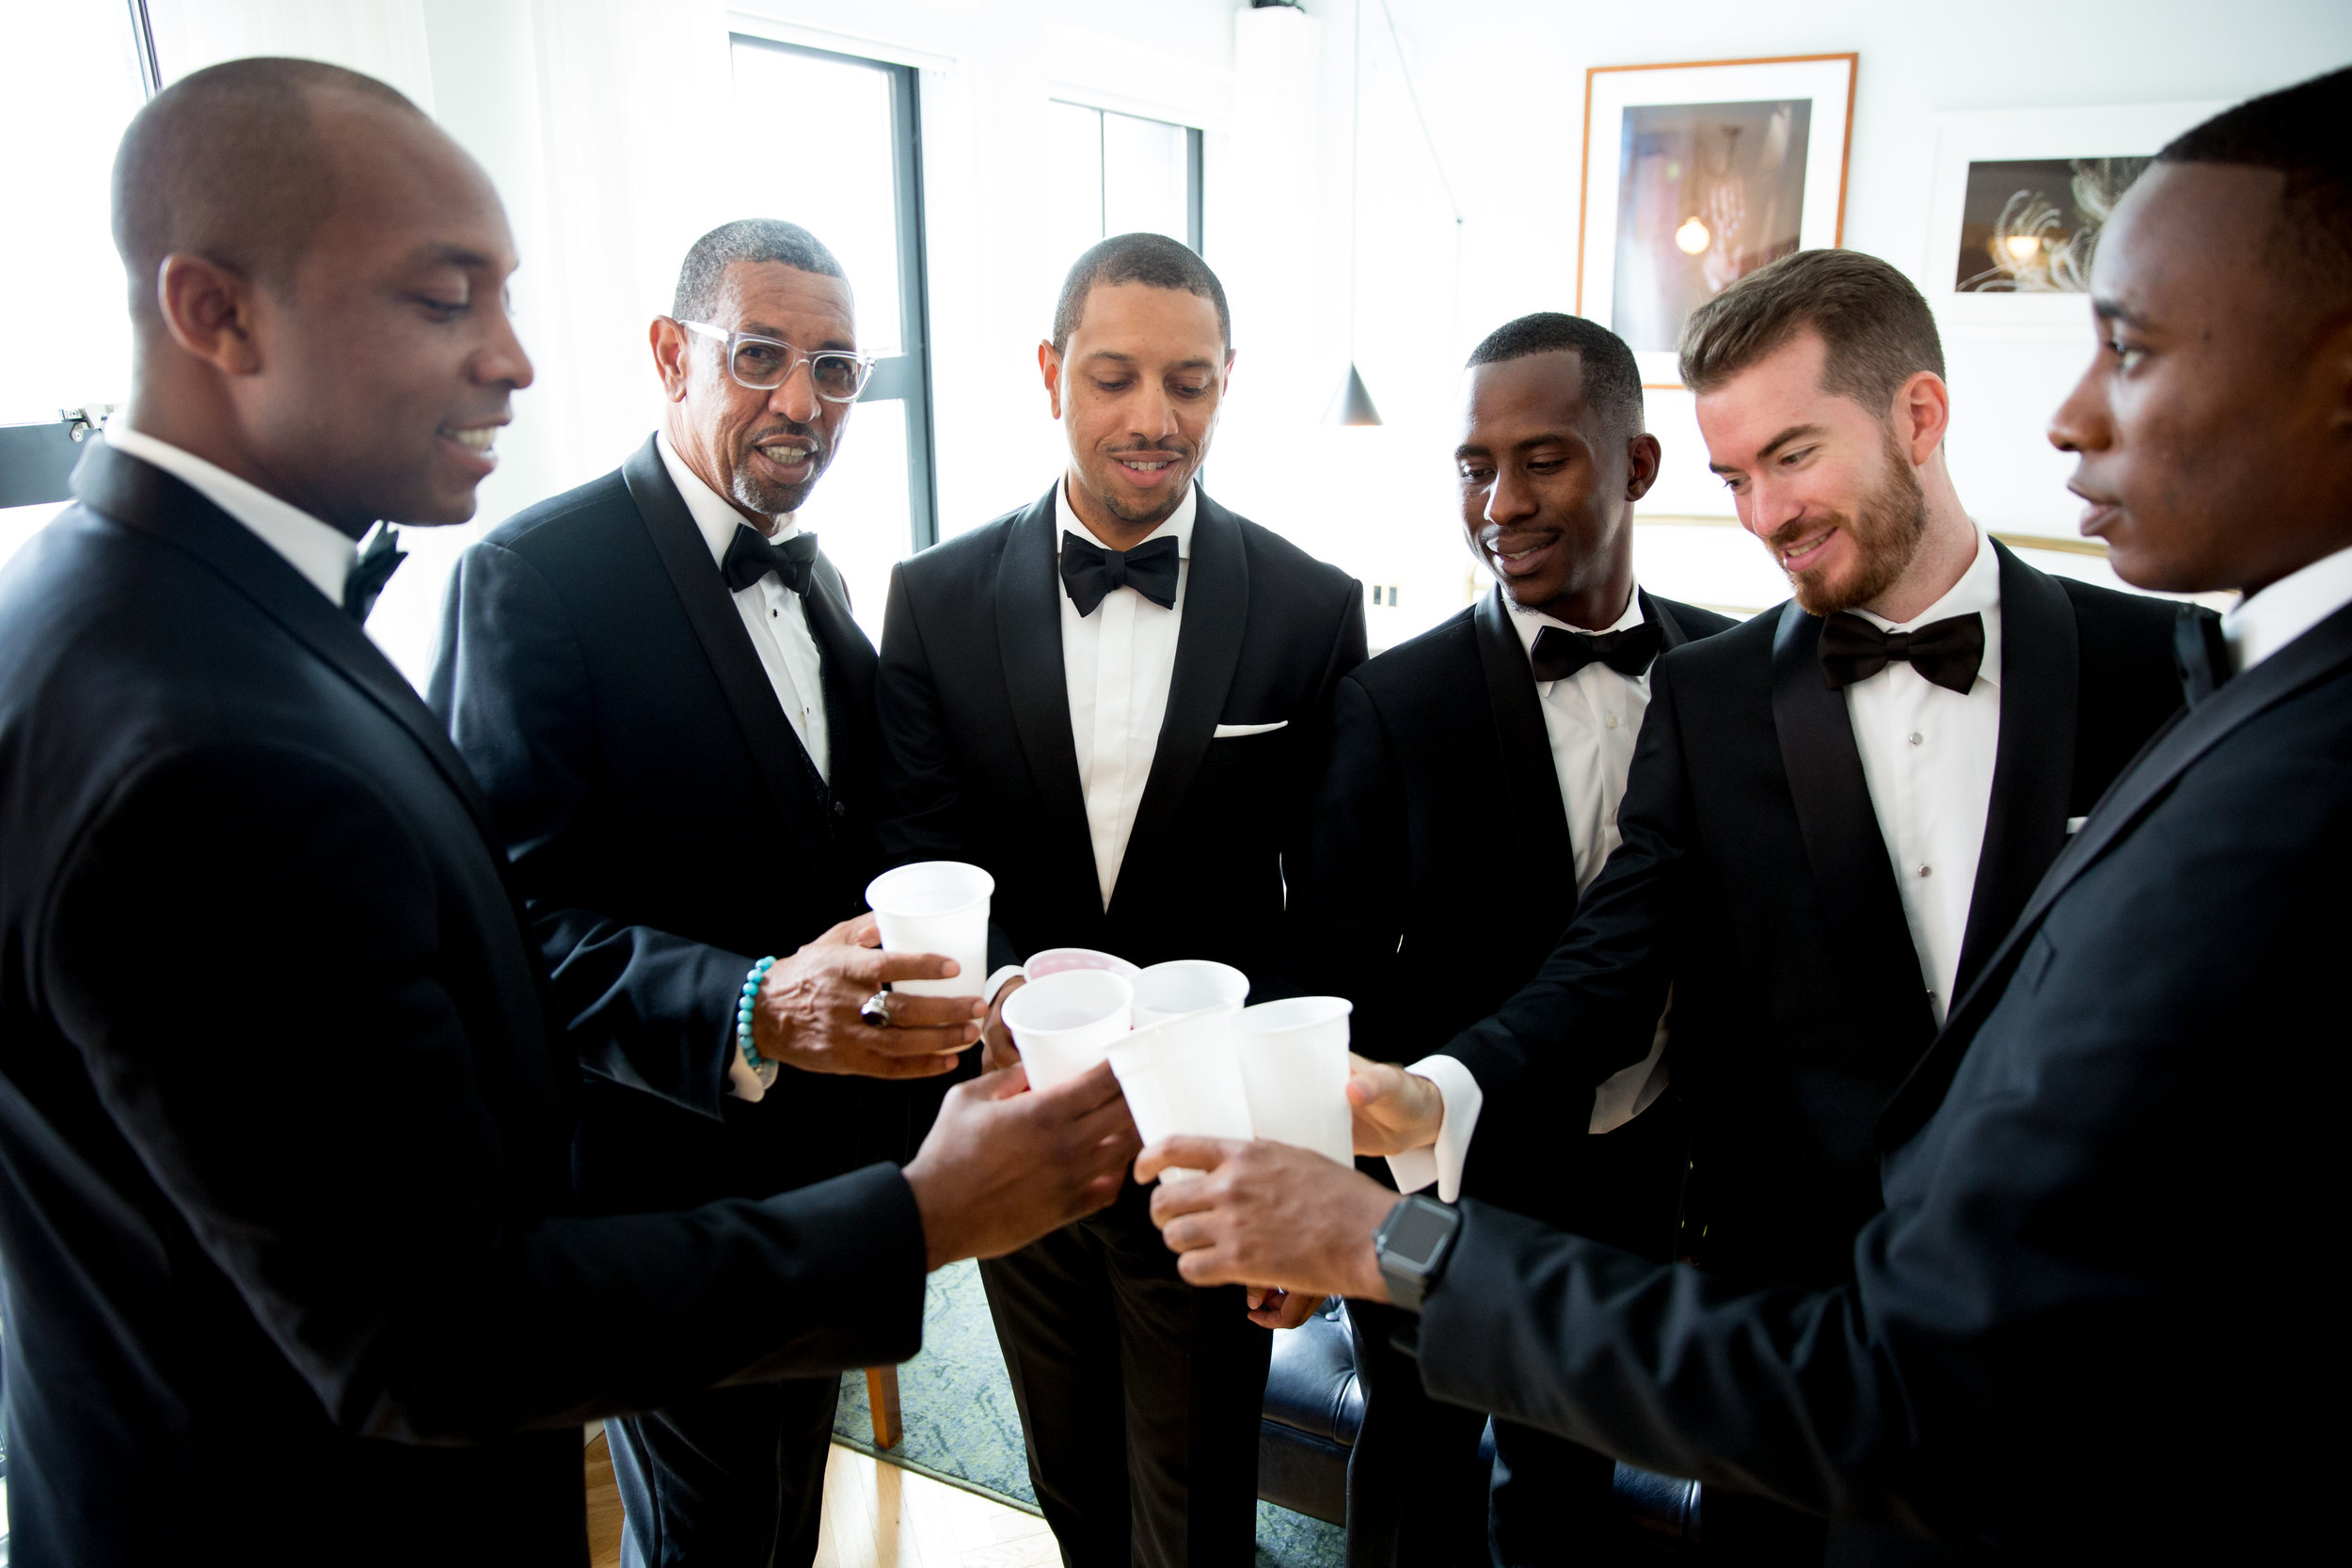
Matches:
[585,1431,1058,1568]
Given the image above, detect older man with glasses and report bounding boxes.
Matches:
[432,218,981,1568]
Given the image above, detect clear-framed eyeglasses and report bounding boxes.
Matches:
[678,319,876,403]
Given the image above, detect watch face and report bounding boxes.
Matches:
[1383,1201,1456,1271]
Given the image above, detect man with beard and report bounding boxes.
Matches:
[433,220,981,1567]
[874,233,1365,1566]
[1137,64,2352,1565]
[1339,248,2189,1561]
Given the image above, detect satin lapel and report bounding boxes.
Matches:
[1879,600,2352,1149]
[1953,544,2076,996]
[996,483,1099,900]
[72,441,508,851]
[621,437,828,869]
[1474,587,1573,876]
[1641,590,1693,651]
[1115,488,1249,911]
[1769,602,1930,1010]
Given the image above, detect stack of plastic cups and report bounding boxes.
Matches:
[1000,969,1135,1090]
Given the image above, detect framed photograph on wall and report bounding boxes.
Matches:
[1923,101,2226,336]
[1577,54,1857,387]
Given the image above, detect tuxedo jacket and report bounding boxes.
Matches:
[1447,545,2185,1287]
[1409,599,2352,1560]
[0,443,925,1567]
[875,482,1365,974]
[432,436,914,1214]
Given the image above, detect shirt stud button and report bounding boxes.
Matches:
[1917,863,1932,878]
[1908,731,1924,746]
[1605,713,1620,729]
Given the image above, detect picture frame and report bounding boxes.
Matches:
[1577,54,1857,388]
[1922,101,2227,339]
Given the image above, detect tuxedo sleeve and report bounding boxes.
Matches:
[873,562,1018,972]
[40,740,926,1442]
[1438,656,1692,1122]
[432,541,749,1117]
[1265,673,1411,1054]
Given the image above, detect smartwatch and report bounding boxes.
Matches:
[1373,1194,1461,1313]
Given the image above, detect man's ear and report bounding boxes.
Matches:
[650,317,691,404]
[1038,341,1064,420]
[1897,371,1952,466]
[155,254,263,376]
[1625,431,1662,503]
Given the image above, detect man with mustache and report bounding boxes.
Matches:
[1139,64,2351,1563]
[432,220,973,1567]
[874,233,1366,1566]
[0,59,1138,1568]
[1340,248,2187,1560]
[1276,312,1733,1565]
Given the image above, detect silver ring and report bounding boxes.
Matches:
[859,990,893,1028]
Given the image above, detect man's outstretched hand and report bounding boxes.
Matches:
[1138,1137,1396,1304]
[1245,1286,1327,1331]
[903,1061,1139,1271]
[1347,1053,1444,1157]
[751,913,984,1080]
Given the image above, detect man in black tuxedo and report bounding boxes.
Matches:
[0,58,1137,1568]
[1338,250,2185,1562]
[1138,68,2352,1564]
[1276,313,1733,1566]
[432,219,979,1568]
[876,233,1366,1565]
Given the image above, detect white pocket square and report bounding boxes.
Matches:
[2066,816,2089,835]
[1212,720,1288,738]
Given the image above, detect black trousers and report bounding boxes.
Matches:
[979,1178,1273,1568]
[604,1375,842,1568]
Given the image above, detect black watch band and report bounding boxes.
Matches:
[1373,1193,1461,1314]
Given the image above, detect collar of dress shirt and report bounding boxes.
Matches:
[656,431,802,572]
[105,421,358,604]
[1056,473,1197,560]
[2221,538,2352,674]
[1852,525,2004,690]
[1505,581,1646,670]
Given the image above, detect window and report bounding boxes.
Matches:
[729,36,936,639]
[1045,101,1204,259]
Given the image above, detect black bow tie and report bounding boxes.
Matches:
[1060,532,1180,617]
[342,526,406,624]
[1529,621,1663,683]
[2174,605,2233,705]
[723,523,820,596]
[1819,610,1985,694]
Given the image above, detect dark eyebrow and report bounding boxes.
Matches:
[1710,422,1823,474]
[739,320,857,353]
[409,242,500,271]
[2091,297,2150,329]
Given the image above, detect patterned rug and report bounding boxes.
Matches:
[834,1260,1345,1567]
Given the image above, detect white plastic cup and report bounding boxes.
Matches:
[1106,1006,1256,1180]
[1001,969,1134,1091]
[1232,997,1354,1165]
[865,861,993,998]
[1024,947,1140,983]
[1130,959,1252,1028]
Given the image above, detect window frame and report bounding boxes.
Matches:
[1050,98,1206,254]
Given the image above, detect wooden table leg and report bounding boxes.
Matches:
[865,1366,902,1450]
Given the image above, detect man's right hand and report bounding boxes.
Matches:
[902,1061,1139,1270]
[750,918,984,1080]
[1346,1053,1445,1157]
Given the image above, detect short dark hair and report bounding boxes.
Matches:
[1051,233,1232,355]
[112,57,422,323]
[2157,67,2352,306]
[673,219,847,323]
[1464,312,1645,436]
[1677,249,1946,416]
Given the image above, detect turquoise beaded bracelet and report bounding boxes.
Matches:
[737,956,778,1071]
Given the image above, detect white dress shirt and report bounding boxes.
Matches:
[658,433,829,782]
[2222,539,2352,673]
[105,422,358,604]
[1845,527,2003,1028]
[1402,533,2008,1202]
[1388,586,1671,1199]
[1058,478,1197,910]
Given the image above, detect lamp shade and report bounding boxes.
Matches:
[1324,363,1383,427]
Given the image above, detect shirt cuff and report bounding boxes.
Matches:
[1384,1053,1482,1203]
[725,1041,778,1102]
[983,964,1027,1006]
